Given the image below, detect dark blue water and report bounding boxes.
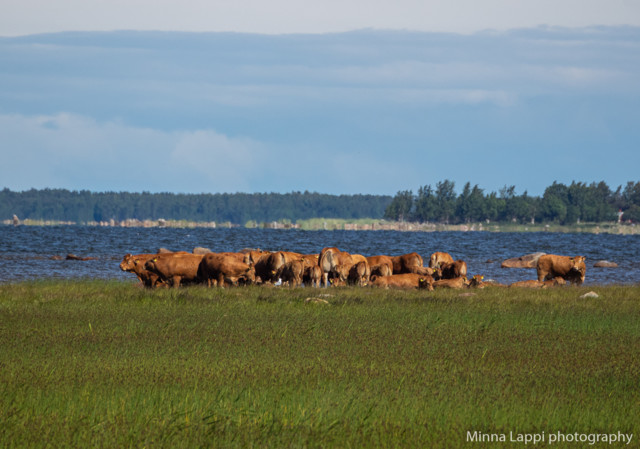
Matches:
[1,225,639,285]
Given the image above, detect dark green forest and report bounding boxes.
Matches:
[2,181,640,225]
[0,189,391,224]
[384,181,640,224]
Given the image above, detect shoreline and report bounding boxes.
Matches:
[2,217,639,234]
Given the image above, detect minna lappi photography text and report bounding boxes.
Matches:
[466,431,634,445]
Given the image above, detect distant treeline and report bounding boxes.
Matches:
[2,181,640,225]
[384,181,640,224]
[0,189,392,224]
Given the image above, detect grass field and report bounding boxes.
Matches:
[1,281,639,448]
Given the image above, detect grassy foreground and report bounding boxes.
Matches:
[1,281,639,448]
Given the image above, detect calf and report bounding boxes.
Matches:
[366,255,394,276]
[370,263,392,278]
[371,273,433,290]
[276,260,305,287]
[348,260,371,286]
[303,265,322,288]
[432,276,467,289]
[510,277,566,289]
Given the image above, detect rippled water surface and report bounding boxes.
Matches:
[1,225,639,285]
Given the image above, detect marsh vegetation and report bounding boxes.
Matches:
[1,281,639,448]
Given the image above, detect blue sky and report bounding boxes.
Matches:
[1,1,640,196]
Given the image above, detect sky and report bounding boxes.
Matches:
[3,0,640,36]
[1,1,640,196]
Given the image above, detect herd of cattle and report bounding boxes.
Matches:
[119,246,587,290]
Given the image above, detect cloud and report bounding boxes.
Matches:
[1,29,639,196]
[170,130,266,192]
[0,113,266,193]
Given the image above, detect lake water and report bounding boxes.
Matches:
[1,225,639,285]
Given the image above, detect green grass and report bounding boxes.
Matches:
[1,281,639,448]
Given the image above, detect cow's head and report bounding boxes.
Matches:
[119,253,134,271]
[568,256,586,284]
[468,275,485,288]
[570,256,586,273]
[332,264,349,282]
[242,267,256,285]
[418,278,434,291]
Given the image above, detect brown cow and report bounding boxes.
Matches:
[429,252,454,269]
[510,277,566,288]
[348,260,371,286]
[390,252,424,274]
[467,275,487,288]
[510,280,546,288]
[432,276,468,289]
[370,263,392,278]
[144,253,204,288]
[366,255,394,276]
[371,273,433,290]
[244,250,273,284]
[261,251,305,283]
[120,253,154,277]
[439,260,468,279]
[198,253,255,287]
[120,253,165,287]
[536,255,586,285]
[300,253,320,268]
[215,252,246,263]
[414,266,438,277]
[330,263,351,286]
[318,247,354,287]
[276,260,305,287]
[303,265,322,288]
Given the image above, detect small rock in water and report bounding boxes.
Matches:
[593,260,618,268]
[501,252,546,268]
[580,291,599,299]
